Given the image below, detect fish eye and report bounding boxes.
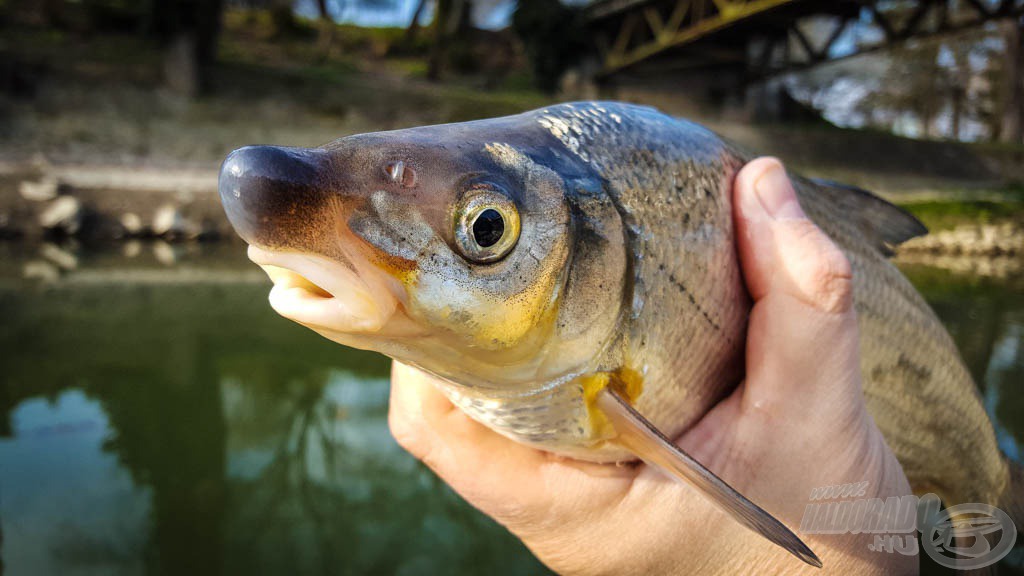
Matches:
[473,209,504,247]
[452,189,520,263]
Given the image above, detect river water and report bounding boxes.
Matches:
[0,241,1021,575]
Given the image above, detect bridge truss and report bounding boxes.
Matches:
[586,0,1024,78]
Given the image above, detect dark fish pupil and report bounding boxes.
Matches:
[472,209,504,248]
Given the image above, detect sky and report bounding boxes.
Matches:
[293,0,514,29]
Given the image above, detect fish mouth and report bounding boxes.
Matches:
[248,245,398,334]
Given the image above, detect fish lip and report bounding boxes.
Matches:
[247,245,398,334]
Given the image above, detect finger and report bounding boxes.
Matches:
[733,157,853,314]
[731,158,862,413]
[388,362,637,529]
[388,361,458,447]
[388,361,537,468]
[388,362,623,526]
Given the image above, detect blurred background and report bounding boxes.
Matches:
[0,0,1022,574]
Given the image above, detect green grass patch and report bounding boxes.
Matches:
[897,198,1024,232]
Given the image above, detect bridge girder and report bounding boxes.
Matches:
[587,0,1024,78]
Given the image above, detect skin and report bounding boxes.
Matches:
[387,158,918,575]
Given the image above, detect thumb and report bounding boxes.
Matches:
[732,158,861,410]
[733,158,853,314]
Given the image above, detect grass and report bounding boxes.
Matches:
[900,200,1022,231]
[895,184,1024,231]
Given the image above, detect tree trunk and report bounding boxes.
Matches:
[454,0,471,35]
[195,0,224,77]
[950,42,971,141]
[270,0,297,37]
[1000,18,1023,144]
[41,0,67,29]
[160,0,224,97]
[404,0,429,43]
[315,0,334,55]
[426,0,452,80]
[951,86,963,140]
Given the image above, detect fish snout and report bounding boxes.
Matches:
[219,145,333,249]
[219,145,405,335]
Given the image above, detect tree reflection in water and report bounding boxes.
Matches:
[0,269,546,576]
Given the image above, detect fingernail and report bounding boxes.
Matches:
[755,163,805,220]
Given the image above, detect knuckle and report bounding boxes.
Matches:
[789,221,854,313]
[805,250,853,313]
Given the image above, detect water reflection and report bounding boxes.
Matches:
[0,243,1021,575]
[900,263,1024,461]
[0,242,546,576]
[3,391,149,575]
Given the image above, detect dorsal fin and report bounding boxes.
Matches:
[804,178,928,257]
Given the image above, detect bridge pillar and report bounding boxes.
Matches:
[745,78,787,122]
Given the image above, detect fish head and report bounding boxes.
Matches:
[219,125,627,390]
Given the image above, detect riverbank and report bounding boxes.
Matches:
[2,160,1022,259]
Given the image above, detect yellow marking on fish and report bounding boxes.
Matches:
[373,253,419,284]
[581,367,644,439]
[479,288,561,346]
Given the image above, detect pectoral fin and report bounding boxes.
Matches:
[597,388,822,568]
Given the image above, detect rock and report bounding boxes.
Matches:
[19,177,60,202]
[900,222,1023,257]
[123,240,142,258]
[152,204,188,238]
[41,243,79,270]
[39,196,84,235]
[23,260,60,283]
[153,241,180,265]
[120,212,145,236]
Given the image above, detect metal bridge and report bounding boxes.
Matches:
[585,0,1024,79]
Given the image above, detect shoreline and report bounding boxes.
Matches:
[2,164,1021,257]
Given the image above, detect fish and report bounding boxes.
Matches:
[218,101,1017,567]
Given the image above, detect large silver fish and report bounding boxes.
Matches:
[218,102,1016,567]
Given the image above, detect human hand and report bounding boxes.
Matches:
[387,158,916,575]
